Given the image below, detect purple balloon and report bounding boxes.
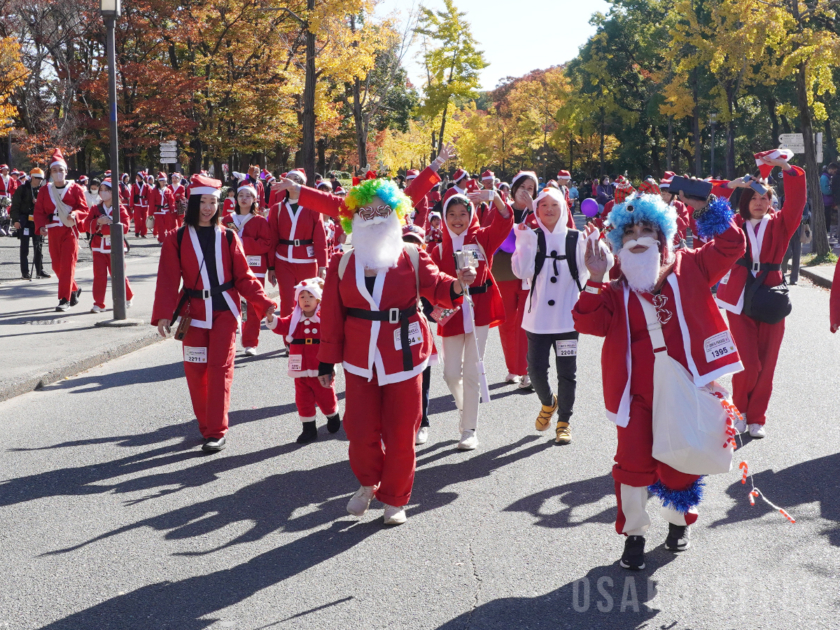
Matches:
[581,198,599,218]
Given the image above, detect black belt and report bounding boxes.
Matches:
[278,238,313,246]
[467,279,492,295]
[347,306,417,371]
[736,258,781,273]
[185,280,235,299]
[290,338,320,345]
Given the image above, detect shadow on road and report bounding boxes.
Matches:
[503,473,615,529]
[38,360,184,394]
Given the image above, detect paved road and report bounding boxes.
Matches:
[2,282,839,629]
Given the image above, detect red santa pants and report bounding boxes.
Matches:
[92,251,134,309]
[134,205,148,236]
[295,376,338,422]
[728,311,785,426]
[181,310,238,439]
[241,276,267,348]
[47,227,80,302]
[153,212,176,240]
[496,279,529,376]
[344,371,422,507]
[276,258,318,318]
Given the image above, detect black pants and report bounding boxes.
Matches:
[420,365,431,427]
[526,331,578,423]
[19,232,44,277]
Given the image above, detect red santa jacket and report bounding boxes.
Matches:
[152,225,275,330]
[169,183,186,208]
[430,204,512,336]
[268,198,328,268]
[0,174,19,199]
[319,248,461,384]
[715,166,806,315]
[129,182,146,212]
[405,167,442,228]
[34,182,89,237]
[222,212,273,278]
[573,221,746,427]
[81,202,131,254]
[268,310,322,377]
[149,185,174,216]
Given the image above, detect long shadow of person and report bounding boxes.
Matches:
[709,452,840,546]
[503,473,616,529]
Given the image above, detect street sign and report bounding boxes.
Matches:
[778,132,822,162]
[160,151,178,158]
[160,158,178,164]
[160,140,177,147]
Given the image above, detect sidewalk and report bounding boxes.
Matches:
[799,264,834,289]
[0,241,278,402]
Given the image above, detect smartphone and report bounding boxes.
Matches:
[669,176,713,201]
[742,175,769,196]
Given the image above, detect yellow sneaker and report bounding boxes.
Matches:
[555,421,571,445]
[536,396,557,431]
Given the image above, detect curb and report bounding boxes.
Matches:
[799,267,833,290]
[0,328,163,403]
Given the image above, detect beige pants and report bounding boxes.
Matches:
[442,325,489,433]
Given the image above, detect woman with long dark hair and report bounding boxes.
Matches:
[152,174,276,452]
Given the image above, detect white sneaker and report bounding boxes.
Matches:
[734,417,747,434]
[748,423,766,439]
[457,430,479,451]
[90,305,105,313]
[244,347,257,356]
[347,484,377,517]
[415,426,429,445]
[518,374,532,389]
[383,504,407,525]
[505,373,520,384]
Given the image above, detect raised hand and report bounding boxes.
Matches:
[584,237,608,282]
[436,142,456,165]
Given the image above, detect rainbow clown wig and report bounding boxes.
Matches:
[606,193,678,252]
[339,178,413,234]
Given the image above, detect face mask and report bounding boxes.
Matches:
[90,188,99,194]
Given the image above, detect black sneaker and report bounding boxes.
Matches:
[665,524,691,551]
[70,287,82,306]
[56,299,70,312]
[620,535,646,570]
[37,271,51,279]
[201,436,226,452]
[296,421,318,444]
[21,273,31,280]
[326,413,341,434]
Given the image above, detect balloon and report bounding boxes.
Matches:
[581,198,600,218]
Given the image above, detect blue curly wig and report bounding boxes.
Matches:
[606,193,678,252]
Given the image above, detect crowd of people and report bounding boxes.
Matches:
[5,142,818,570]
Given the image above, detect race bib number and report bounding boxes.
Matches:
[555,339,578,357]
[463,244,486,262]
[247,255,262,267]
[288,354,303,371]
[23,228,29,236]
[183,346,207,363]
[720,270,731,285]
[307,245,315,257]
[704,331,736,362]
[104,237,111,248]
[394,321,423,350]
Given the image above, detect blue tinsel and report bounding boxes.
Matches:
[606,193,678,252]
[695,195,734,240]
[648,477,705,513]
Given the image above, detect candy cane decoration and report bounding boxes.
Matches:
[739,461,749,484]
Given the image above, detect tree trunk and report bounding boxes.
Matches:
[726,120,735,180]
[692,69,702,176]
[437,99,450,162]
[189,137,203,174]
[825,116,836,164]
[795,62,828,255]
[650,124,661,175]
[317,138,326,175]
[352,77,367,169]
[599,109,605,176]
[767,96,780,150]
[301,0,317,184]
[430,130,438,165]
[569,134,574,172]
[667,117,673,171]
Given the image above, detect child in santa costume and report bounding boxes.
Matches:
[222,180,273,356]
[491,170,540,389]
[222,188,236,218]
[424,212,444,244]
[266,277,341,444]
[573,189,745,570]
[512,187,613,444]
[715,150,806,439]
[150,172,175,242]
[430,189,513,450]
[170,172,187,228]
[79,178,134,313]
[34,149,90,312]
[152,174,276,453]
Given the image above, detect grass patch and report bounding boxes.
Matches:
[802,251,838,266]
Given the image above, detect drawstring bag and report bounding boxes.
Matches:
[640,297,734,476]
[146,214,155,230]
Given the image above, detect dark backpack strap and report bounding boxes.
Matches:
[225,227,234,246]
[528,228,546,312]
[566,229,582,292]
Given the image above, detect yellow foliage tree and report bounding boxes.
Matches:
[0,36,26,130]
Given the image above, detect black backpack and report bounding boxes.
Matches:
[528,228,582,312]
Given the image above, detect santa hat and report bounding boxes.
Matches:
[237,181,258,198]
[365,169,378,180]
[442,192,473,217]
[499,182,510,190]
[78,175,89,184]
[452,168,469,184]
[613,175,636,204]
[557,170,571,180]
[402,223,425,246]
[157,172,168,182]
[189,173,222,197]
[10,169,19,175]
[316,181,332,192]
[511,170,539,191]
[104,170,112,177]
[49,149,67,170]
[0,164,8,171]
[546,180,560,190]
[637,177,661,196]
[755,149,793,179]
[606,193,677,253]
[659,171,676,190]
[286,278,324,344]
[100,178,112,189]
[286,168,307,185]
[481,170,494,182]
[334,185,346,195]
[429,211,442,223]
[405,169,420,181]
[171,172,182,179]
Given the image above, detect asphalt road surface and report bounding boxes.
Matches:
[1,281,839,629]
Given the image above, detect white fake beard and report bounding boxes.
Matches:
[618,237,662,293]
[351,211,404,272]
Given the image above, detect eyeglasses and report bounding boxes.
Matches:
[357,205,392,221]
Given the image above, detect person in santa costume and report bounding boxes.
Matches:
[556,170,579,229]
[79,178,134,313]
[10,168,50,279]
[152,174,276,453]
[573,189,745,570]
[34,149,89,311]
[512,187,613,444]
[406,169,432,228]
[430,188,513,450]
[150,172,176,241]
[656,173,692,248]
[0,163,20,204]
[491,170,540,389]
[130,172,149,238]
[266,277,341,444]
[169,172,187,228]
[476,170,498,227]
[715,150,806,439]
[424,212,444,245]
[222,180,273,356]
[222,187,236,217]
